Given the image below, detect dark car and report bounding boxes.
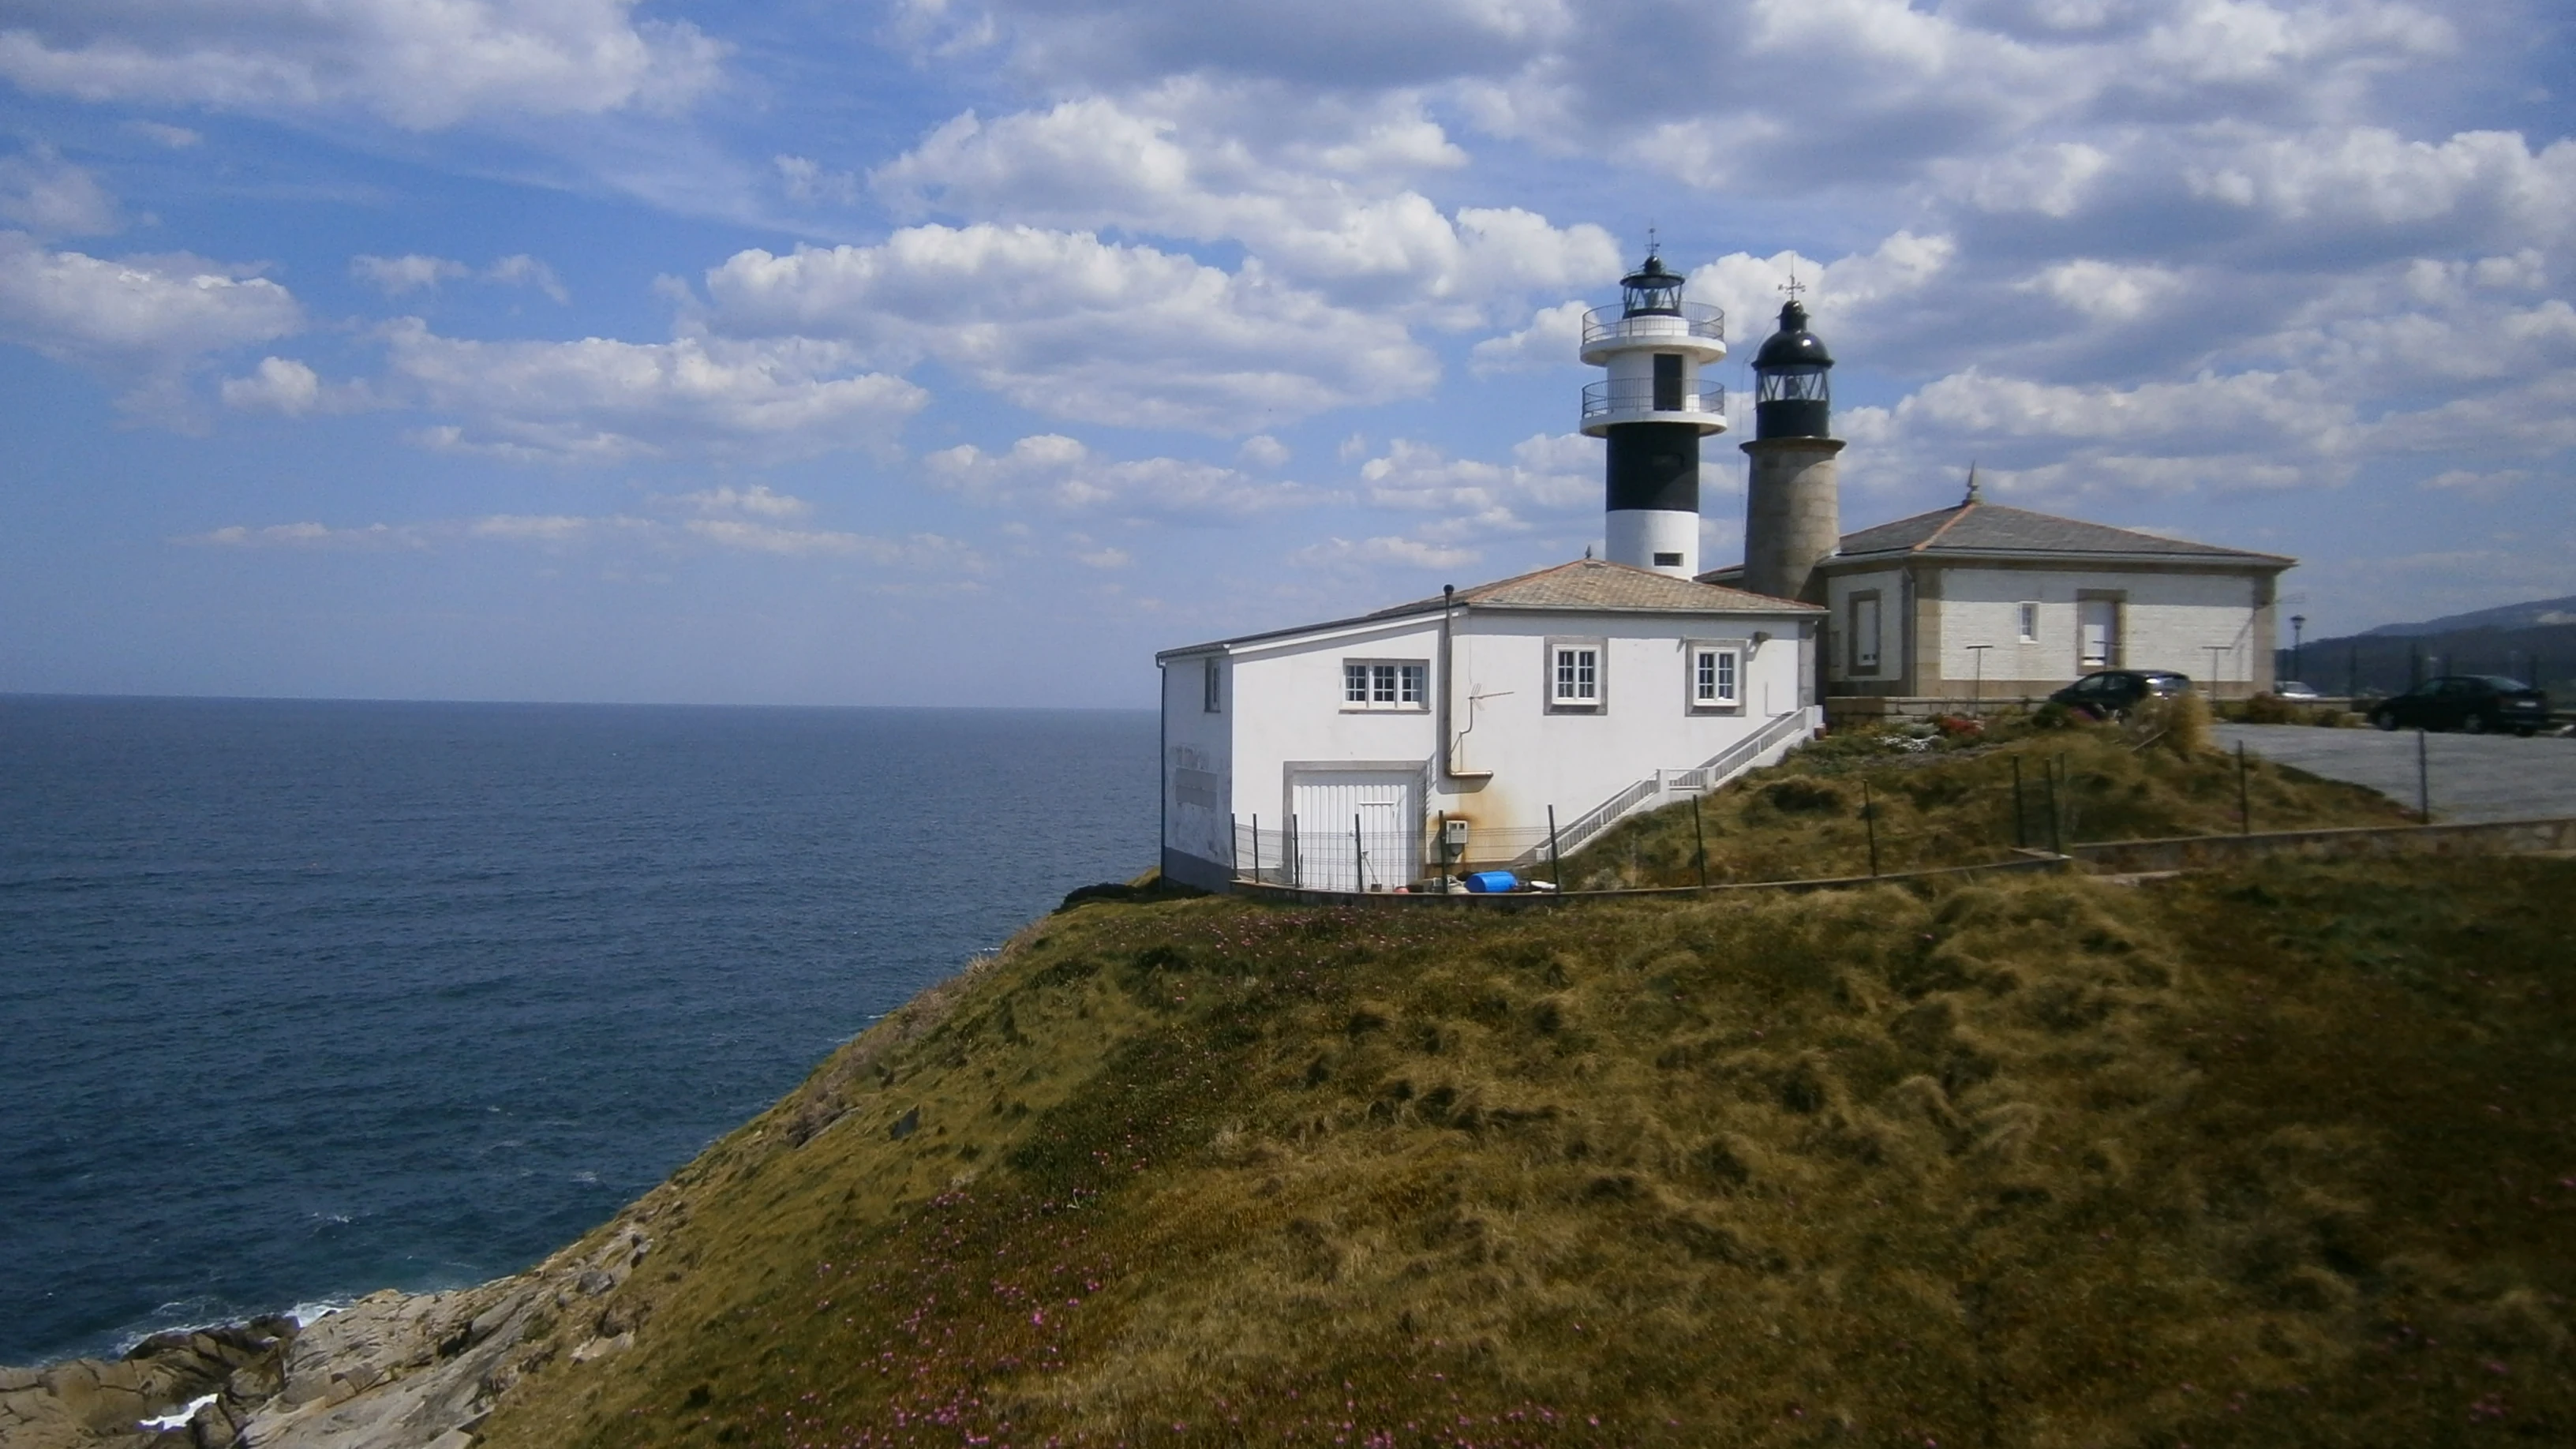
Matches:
[2048,668,2192,721]
[2369,676,2551,736]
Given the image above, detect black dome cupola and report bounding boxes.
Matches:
[1619,253,1686,318]
[1752,298,1834,440]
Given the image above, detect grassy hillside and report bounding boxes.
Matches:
[1557,717,2414,889]
[472,841,2576,1445]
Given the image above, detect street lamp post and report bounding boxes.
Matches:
[2204,645,2230,701]
[2290,613,2306,682]
[1965,644,1994,715]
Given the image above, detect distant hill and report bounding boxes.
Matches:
[2363,594,2576,636]
[2286,593,2575,696]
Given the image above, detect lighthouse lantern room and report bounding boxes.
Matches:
[1579,250,1728,578]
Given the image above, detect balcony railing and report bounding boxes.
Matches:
[1581,301,1724,348]
[1582,379,1726,421]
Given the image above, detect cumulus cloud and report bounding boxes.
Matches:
[924,432,1317,519]
[1353,432,1600,541]
[380,319,927,462]
[219,355,376,415]
[0,0,723,129]
[704,224,1432,432]
[872,85,1613,320]
[0,232,301,416]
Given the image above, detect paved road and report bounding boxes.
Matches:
[2215,723,2576,824]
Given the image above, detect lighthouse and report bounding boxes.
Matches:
[1578,251,1728,577]
[1739,291,1843,603]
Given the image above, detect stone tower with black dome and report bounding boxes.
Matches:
[1739,294,1843,603]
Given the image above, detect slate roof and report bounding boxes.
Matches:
[1833,501,2293,564]
[1158,558,1818,658]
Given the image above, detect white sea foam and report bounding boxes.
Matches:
[137,1393,216,1430]
[287,1299,347,1327]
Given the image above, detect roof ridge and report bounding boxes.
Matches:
[1909,500,1977,553]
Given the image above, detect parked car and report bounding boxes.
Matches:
[2273,680,2323,701]
[2048,668,2192,721]
[2369,676,2551,736]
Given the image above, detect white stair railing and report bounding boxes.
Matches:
[1515,710,1814,867]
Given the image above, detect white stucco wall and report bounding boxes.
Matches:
[1159,652,1235,886]
[1934,567,2271,690]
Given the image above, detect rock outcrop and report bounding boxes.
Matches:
[0,1223,654,1449]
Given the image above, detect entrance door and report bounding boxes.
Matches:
[1290,771,1420,892]
[2078,597,2119,669]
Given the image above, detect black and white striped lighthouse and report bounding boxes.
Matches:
[1578,250,1729,577]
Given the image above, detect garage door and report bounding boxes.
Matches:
[1290,771,1420,892]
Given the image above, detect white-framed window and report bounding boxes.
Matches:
[1341,659,1428,710]
[1202,657,1222,713]
[1545,637,1605,710]
[1687,641,1743,711]
[2016,601,2039,643]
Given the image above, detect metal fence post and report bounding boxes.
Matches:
[1354,813,1366,893]
[1863,779,1881,877]
[1230,813,1241,880]
[1290,814,1301,889]
[1251,814,1260,886]
[1692,794,1709,890]
[1548,806,1563,890]
[2237,741,2251,836]
[2417,728,2432,823]
[2046,757,2065,857]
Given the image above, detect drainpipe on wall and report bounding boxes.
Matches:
[1439,585,1457,779]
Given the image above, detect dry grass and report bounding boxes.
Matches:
[1556,723,2413,889]
[472,849,2576,1448]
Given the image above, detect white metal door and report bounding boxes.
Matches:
[2078,598,2117,668]
[1290,772,1419,891]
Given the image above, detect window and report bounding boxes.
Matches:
[1848,592,1883,674]
[1653,551,1684,567]
[2016,601,2039,643]
[1687,642,1743,711]
[1545,637,1606,710]
[1341,659,1428,710]
[1202,657,1222,713]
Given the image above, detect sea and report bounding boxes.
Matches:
[0,695,1158,1368]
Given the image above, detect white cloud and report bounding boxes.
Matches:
[178,520,423,549]
[1469,299,1586,375]
[1354,432,1598,541]
[2020,259,2190,323]
[125,120,200,148]
[219,355,374,415]
[668,484,811,519]
[0,232,301,415]
[0,150,120,236]
[355,253,569,302]
[704,224,1432,432]
[872,88,1615,320]
[380,319,927,462]
[925,432,1318,520]
[488,254,569,304]
[774,155,859,206]
[354,253,470,295]
[1237,434,1290,469]
[0,0,724,130]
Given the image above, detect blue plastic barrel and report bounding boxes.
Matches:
[1462,870,1519,893]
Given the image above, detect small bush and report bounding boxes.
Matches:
[2134,692,2214,755]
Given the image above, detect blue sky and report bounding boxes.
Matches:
[1,0,2570,706]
